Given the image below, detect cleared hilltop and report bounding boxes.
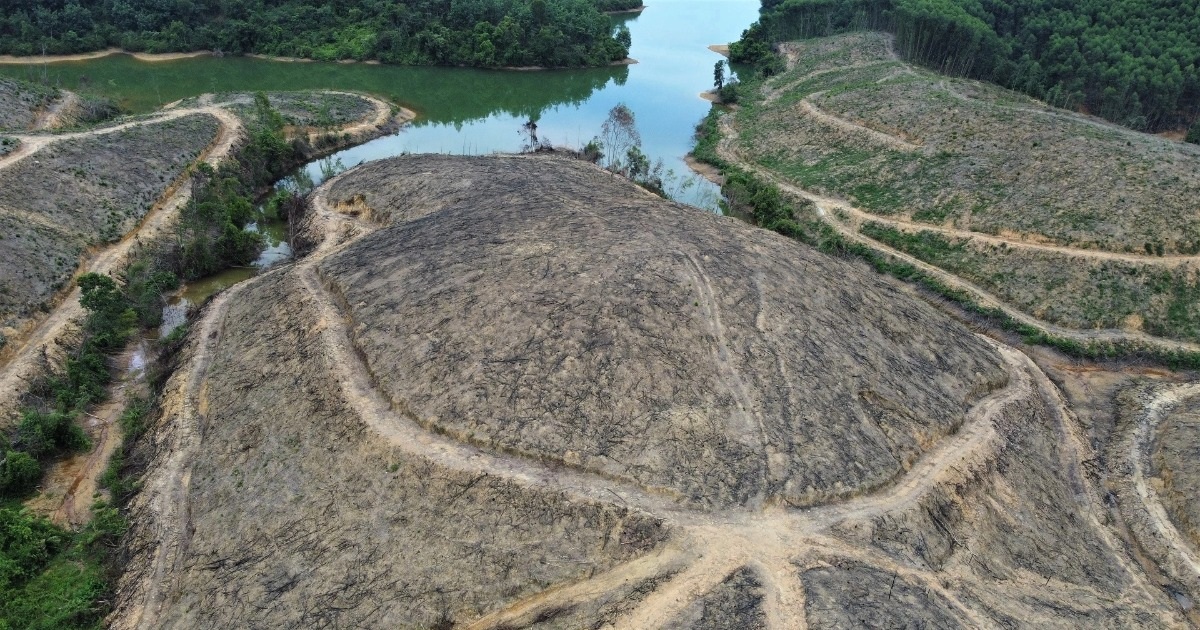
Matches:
[111,154,1185,628]
[719,32,1200,343]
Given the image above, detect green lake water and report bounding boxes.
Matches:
[0,0,757,207]
[2,0,760,330]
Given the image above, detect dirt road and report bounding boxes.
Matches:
[711,113,1200,359]
[0,105,243,426]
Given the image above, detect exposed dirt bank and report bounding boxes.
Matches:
[109,154,1184,627]
[0,49,212,64]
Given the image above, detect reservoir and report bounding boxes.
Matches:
[0,0,759,208]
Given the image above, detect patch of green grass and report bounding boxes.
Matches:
[0,499,126,629]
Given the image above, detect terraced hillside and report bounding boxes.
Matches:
[0,90,397,437]
[111,154,1185,628]
[719,32,1200,343]
[0,114,221,350]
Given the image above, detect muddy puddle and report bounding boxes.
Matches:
[159,216,292,336]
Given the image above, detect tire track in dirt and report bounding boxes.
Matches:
[681,251,768,468]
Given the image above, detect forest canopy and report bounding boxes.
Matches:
[732,0,1200,131]
[0,0,631,68]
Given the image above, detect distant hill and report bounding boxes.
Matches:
[0,0,630,68]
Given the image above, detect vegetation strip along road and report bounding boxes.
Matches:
[704,44,1200,363]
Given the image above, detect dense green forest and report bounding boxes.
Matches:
[592,0,643,12]
[732,0,1200,131]
[0,0,631,68]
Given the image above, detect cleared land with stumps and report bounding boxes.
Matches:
[110,154,1187,628]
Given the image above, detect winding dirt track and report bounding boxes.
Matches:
[117,169,1174,628]
[713,115,1200,358]
[5,93,399,529]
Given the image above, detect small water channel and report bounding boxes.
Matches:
[157,215,292,336]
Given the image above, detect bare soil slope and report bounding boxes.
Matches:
[724,32,1200,342]
[1155,398,1200,550]
[320,155,1008,509]
[112,154,1187,628]
[0,77,58,131]
[0,113,219,341]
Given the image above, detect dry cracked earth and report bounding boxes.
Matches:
[109,155,1200,628]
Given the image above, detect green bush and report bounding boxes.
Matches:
[0,451,41,495]
[1187,120,1200,145]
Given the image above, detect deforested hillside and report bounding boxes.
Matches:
[718,32,1200,343]
[0,113,221,346]
[0,77,58,131]
[111,154,1186,628]
[732,0,1200,132]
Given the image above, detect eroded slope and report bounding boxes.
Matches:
[113,154,1186,628]
[1156,400,1200,549]
[320,155,1008,508]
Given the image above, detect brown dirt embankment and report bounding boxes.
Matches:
[110,154,1185,627]
[0,49,212,64]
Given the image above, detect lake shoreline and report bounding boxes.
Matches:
[0,48,212,64]
[0,49,638,71]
